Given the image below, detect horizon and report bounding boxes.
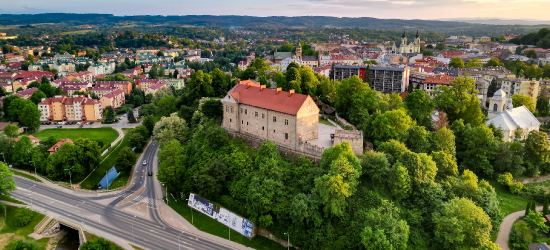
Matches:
[3,0,550,21]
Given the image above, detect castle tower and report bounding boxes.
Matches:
[488,89,509,119]
[296,40,302,61]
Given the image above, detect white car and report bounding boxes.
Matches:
[142,160,147,165]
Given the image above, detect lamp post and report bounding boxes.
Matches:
[186,199,193,224]
[29,161,36,176]
[64,166,75,189]
[178,231,184,250]
[29,185,36,210]
[161,183,168,204]
[284,232,289,250]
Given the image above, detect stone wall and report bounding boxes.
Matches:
[335,113,356,130]
[515,175,550,184]
[333,129,364,155]
[256,227,294,249]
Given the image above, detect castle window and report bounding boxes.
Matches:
[242,120,244,124]
[255,111,258,117]
[273,116,277,122]
[226,106,229,112]
[230,118,232,122]
[493,103,498,112]
[262,113,265,119]
[285,133,288,140]
[245,109,248,115]
[285,119,289,125]
[262,126,264,130]
[240,108,243,113]
[247,122,249,126]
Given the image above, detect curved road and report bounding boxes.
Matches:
[10,142,240,250]
[495,206,543,250]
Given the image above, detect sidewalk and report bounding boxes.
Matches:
[495,206,543,250]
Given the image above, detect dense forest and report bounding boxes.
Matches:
[0,14,547,37]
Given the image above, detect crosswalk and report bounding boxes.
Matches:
[115,190,161,209]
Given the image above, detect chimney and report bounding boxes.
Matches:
[260,85,266,91]
[289,89,295,97]
[276,87,282,94]
[246,82,252,89]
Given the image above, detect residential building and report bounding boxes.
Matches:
[497,78,539,104]
[145,82,168,95]
[67,71,93,83]
[38,95,103,122]
[14,135,41,146]
[135,79,160,90]
[333,65,411,93]
[1,83,12,92]
[238,61,248,71]
[164,79,185,90]
[88,87,117,98]
[486,90,540,142]
[100,89,125,110]
[14,87,38,100]
[222,82,320,150]
[423,75,455,97]
[302,56,318,67]
[47,139,74,154]
[0,122,23,134]
[95,81,132,94]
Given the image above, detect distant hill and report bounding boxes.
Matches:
[440,18,550,26]
[0,14,548,37]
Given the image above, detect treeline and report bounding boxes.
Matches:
[510,28,550,49]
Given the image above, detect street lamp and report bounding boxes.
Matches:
[178,231,184,250]
[29,161,36,176]
[64,166,75,189]
[161,183,168,204]
[284,232,289,250]
[185,199,193,224]
[29,185,36,210]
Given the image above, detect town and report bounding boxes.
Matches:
[1,13,550,250]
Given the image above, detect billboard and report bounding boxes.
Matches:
[188,193,254,239]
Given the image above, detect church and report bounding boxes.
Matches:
[486,89,540,142]
[395,31,421,54]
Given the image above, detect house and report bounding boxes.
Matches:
[144,81,168,95]
[12,76,39,91]
[95,81,132,94]
[0,122,24,134]
[100,89,125,110]
[14,135,41,146]
[528,242,550,250]
[135,79,160,90]
[1,83,13,92]
[238,61,248,71]
[302,56,319,67]
[221,82,320,150]
[88,87,117,98]
[14,87,38,100]
[164,79,185,90]
[423,75,456,97]
[486,89,540,142]
[67,71,93,83]
[47,138,74,154]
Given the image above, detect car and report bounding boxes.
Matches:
[88,122,94,125]
[142,160,147,165]
[148,171,152,176]
[56,126,62,128]
[123,113,128,117]
[79,124,83,128]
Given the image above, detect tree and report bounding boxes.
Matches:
[405,125,430,154]
[466,58,483,68]
[525,49,538,59]
[398,151,437,188]
[537,88,550,114]
[433,197,492,249]
[544,200,549,215]
[433,76,483,126]
[361,200,409,250]
[526,201,532,216]
[115,147,137,173]
[361,150,390,184]
[285,67,301,87]
[30,90,46,105]
[129,126,149,151]
[404,89,435,128]
[156,96,178,117]
[81,238,116,250]
[3,124,19,138]
[38,83,55,97]
[103,106,115,124]
[512,94,535,113]
[435,44,445,50]
[524,131,550,176]
[159,67,165,78]
[431,151,458,180]
[429,127,456,157]
[153,113,188,148]
[449,58,465,68]
[138,104,157,117]
[0,162,16,196]
[127,110,136,123]
[485,58,504,67]
[201,99,223,120]
[371,109,413,145]
[487,78,498,98]
[525,211,549,233]
[460,125,499,176]
[12,136,38,169]
[153,86,173,104]
[142,116,155,136]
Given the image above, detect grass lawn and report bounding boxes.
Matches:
[84,232,125,250]
[80,129,130,190]
[34,127,119,152]
[167,196,286,250]
[0,206,49,249]
[0,195,25,205]
[486,179,531,218]
[12,171,43,183]
[107,173,130,190]
[319,117,335,127]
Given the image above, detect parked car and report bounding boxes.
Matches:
[56,126,62,128]
[123,113,128,117]
[79,124,83,128]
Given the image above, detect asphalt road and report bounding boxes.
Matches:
[11,143,233,250]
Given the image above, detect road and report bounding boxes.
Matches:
[10,142,237,250]
[495,206,543,250]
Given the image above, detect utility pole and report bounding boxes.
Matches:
[284,232,289,250]
[29,185,36,210]
[64,166,75,189]
[186,199,193,224]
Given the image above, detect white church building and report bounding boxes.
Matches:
[393,31,421,54]
[486,89,540,142]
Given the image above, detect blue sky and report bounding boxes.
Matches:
[2,0,550,20]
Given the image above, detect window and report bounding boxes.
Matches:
[285,119,289,125]
[226,106,229,112]
[245,109,248,115]
[255,111,258,117]
[493,103,498,112]
[285,133,288,140]
[247,122,249,126]
[240,108,243,113]
[262,126,264,130]
[242,120,244,124]
[230,118,232,122]
[262,113,265,119]
[273,116,277,122]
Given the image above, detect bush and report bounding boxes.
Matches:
[344,125,354,130]
[524,186,549,203]
[498,173,514,186]
[6,240,42,250]
[510,182,524,194]
[14,208,34,227]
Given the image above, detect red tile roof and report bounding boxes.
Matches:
[229,84,309,115]
[47,138,74,152]
[424,75,456,85]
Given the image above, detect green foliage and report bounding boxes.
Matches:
[103,106,115,124]
[510,182,524,195]
[433,76,483,126]
[128,125,149,152]
[5,240,42,250]
[115,147,137,173]
[201,99,223,120]
[512,94,535,113]
[127,110,136,123]
[433,197,492,249]
[458,124,499,176]
[0,162,16,196]
[3,124,19,138]
[449,58,465,68]
[371,109,413,146]
[544,200,549,215]
[14,208,34,227]
[153,113,188,148]
[80,238,116,250]
[498,173,514,186]
[404,89,435,128]
[431,151,458,180]
[360,200,409,250]
[525,211,549,233]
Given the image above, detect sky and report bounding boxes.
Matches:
[3,0,550,21]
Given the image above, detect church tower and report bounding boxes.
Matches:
[414,31,420,45]
[296,40,302,61]
[488,89,509,119]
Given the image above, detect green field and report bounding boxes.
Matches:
[319,117,335,127]
[167,196,286,250]
[12,171,43,183]
[84,232,125,250]
[0,194,25,205]
[60,29,97,35]
[34,127,119,152]
[0,206,49,249]
[80,129,130,190]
